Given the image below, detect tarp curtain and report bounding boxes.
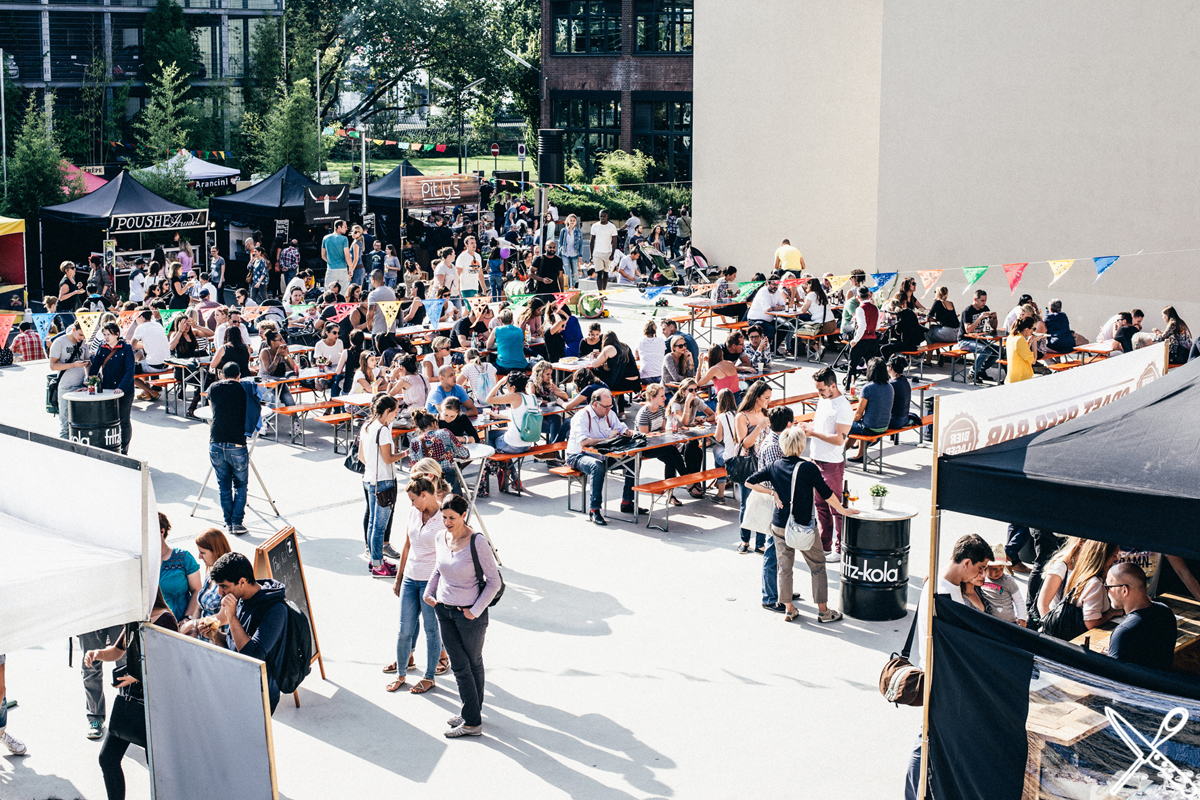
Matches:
[936,360,1200,559]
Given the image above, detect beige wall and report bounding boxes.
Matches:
[693,0,883,277]
[695,0,1200,339]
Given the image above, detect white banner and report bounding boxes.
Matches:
[936,343,1168,457]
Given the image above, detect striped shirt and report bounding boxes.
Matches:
[636,405,667,434]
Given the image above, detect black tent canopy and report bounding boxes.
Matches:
[208,164,317,220]
[937,359,1200,559]
[348,159,424,208]
[40,171,198,225]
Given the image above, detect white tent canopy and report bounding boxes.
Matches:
[0,426,157,653]
[169,150,241,181]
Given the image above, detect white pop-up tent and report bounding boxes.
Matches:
[144,151,241,190]
[0,424,158,653]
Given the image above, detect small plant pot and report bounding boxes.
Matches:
[872,496,885,510]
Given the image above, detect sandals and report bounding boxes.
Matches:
[667,494,683,507]
[736,543,751,554]
[382,657,416,675]
[435,654,450,675]
[385,679,407,693]
[410,679,436,695]
[688,486,705,500]
[818,609,844,624]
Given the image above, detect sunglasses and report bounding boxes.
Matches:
[686,388,697,394]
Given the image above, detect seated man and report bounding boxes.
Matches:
[1105,562,1176,672]
[565,388,639,526]
[426,364,477,417]
[132,309,171,401]
[721,331,756,374]
[452,304,492,349]
[744,325,773,373]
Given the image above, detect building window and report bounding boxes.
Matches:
[633,96,691,181]
[635,0,692,53]
[552,1,622,55]
[552,93,621,177]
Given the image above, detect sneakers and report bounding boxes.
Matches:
[87,719,104,740]
[447,714,465,727]
[620,502,649,515]
[382,543,401,561]
[824,549,841,563]
[818,608,844,624]
[370,562,398,578]
[589,510,608,526]
[736,543,751,554]
[229,524,249,536]
[444,723,482,738]
[1,731,27,755]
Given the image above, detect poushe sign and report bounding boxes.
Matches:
[401,175,481,208]
[305,185,350,225]
[109,210,208,234]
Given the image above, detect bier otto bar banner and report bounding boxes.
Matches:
[936,344,1167,457]
[108,210,209,234]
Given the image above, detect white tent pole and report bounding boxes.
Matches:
[917,397,942,798]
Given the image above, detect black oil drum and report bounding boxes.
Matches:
[64,389,122,452]
[840,504,916,621]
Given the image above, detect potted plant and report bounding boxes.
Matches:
[869,484,888,510]
[86,375,101,395]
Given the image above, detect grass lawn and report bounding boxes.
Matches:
[325,154,538,182]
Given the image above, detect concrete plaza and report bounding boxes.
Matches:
[0,312,1010,799]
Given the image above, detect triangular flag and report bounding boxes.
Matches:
[378,300,402,329]
[240,306,266,321]
[422,299,445,321]
[423,143,436,151]
[435,144,447,153]
[158,309,184,331]
[736,281,764,301]
[1002,263,1028,294]
[780,278,804,288]
[555,291,580,309]
[31,313,55,341]
[827,275,852,293]
[396,142,410,149]
[287,303,314,316]
[870,272,897,292]
[468,296,492,315]
[329,303,357,323]
[687,283,715,297]
[0,313,15,348]
[1092,256,1119,284]
[507,294,532,308]
[641,286,669,302]
[75,311,101,341]
[917,270,943,298]
[373,139,384,146]
[1047,260,1074,286]
[410,143,422,151]
[961,266,989,294]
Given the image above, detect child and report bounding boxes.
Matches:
[980,545,1027,626]
[438,397,479,444]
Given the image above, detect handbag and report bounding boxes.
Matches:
[879,595,925,707]
[723,413,757,484]
[343,420,366,474]
[109,692,147,748]
[468,533,505,608]
[782,462,818,551]
[742,489,777,534]
[1039,588,1087,641]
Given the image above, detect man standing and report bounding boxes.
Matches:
[249,246,270,304]
[847,286,880,388]
[366,238,386,278]
[209,247,227,303]
[958,289,999,382]
[773,238,806,273]
[208,362,260,536]
[279,239,301,295]
[677,205,692,247]
[533,241,564,296]
[565,388,638,526]
[624,209,641,243]
[425,215,454,254]
[664,207,679,257]
[206,552,289,713]
[77,623,125,740]
[1105,562,1176,671]
[321,219,352,291]
[48,323,90,439]
[589,210,619,291]
[801,367,854,560]
[366,269,397,337]
[455,235,483,301]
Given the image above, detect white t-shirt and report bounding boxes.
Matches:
[455,251,482,293]
[916,576,963,668]
[637,335,666,379]
[548,204,559,222]
[422,352,453,380]
[129,270,146,303]
[1005,305,1024,332]
[402,505,446,581]
[1097,314,1120,343]
[625,216,640,235]
[213,322,251,350]
[504,393,538,449]
[399,372,429,409]
[804,292,828,324]
[461,362,497,402]
[717,411,739,453]
[367,285,397,334]
[749,287,786,320]
[810,394,854,463]
[434,262,460,296]
[49,334,89,393]
[615,253,640,284]
[359,420,394,484]
[314,338,344,368]
[135,320,171,365]
[590,221,618,256]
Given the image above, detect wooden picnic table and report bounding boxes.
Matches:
[1072,341,1116,364]
[683,298,742,345]
[1069,592,1200,673]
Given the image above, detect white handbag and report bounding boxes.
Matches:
[782,461,818,551]
[742,489,777,534]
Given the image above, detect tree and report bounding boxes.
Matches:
[56,57,108,164]
[143,0,201,82]
[137,61,196,164]
[258,79,321,176]
[3,94,80,223]
[244,19,284,117]
[131,157,203,209]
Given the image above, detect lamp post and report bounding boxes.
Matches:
[433,76,484,175]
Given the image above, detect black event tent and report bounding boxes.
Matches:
[936,359,1200,560]
[208,164,317,221]
[348,159,424,208]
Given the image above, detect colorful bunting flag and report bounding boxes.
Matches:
[1002,263,1028,295]
[239,306,266,321]
[468,296,493,315]
[870,272,897,293]
[158,309,184,331]
[1047,260,1074,286]
[1092,256,1119,284]
[31,313,55,341]
[410,143,421,151]
[423,144,436,151]
[961,266,989,294]
[329,303,357,323]
[687,283,715,297]
[422,299,445,322]
[118,310,138,328]
[553,291,580,309]
[827,275,852,293]
[0,313,14,348]
[507,294,533,307]
[75,312,101,342]
[917,270,943,299]
[435,144,447,153]
[396,142,410,150]
[378,301,402,329]
[287,303,314,317]
[641,286,669,302]
[736,281,764,301]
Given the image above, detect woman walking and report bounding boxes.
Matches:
[359,394,404,578]
[424,494,502,738]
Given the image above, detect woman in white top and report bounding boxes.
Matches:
[1037,538,1121,634]
[637,320,666,383]
[354,351,383,394]
[358,394,405,576]
[481,372,538,494]
[387,355,428,415]
[387,474,451,694]
[797,277,829,325]
[422,336,455,383]
[458,348,498,405]
[711,387,740,504]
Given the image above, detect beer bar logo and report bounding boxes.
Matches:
[941,413,979,456]
[1137,361,1161,389]
[305,185,349,225]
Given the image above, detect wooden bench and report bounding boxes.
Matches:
[272,399,346,444]
[148,375,181,414]
[768,391,820,411]
[942,348,972,383]
[900,342,954,380]
[550,464,588,513]
[632,467,728,531]
[1046,360,1083,373]
[312,412,354,454]
[716,320,749,332]
[487,441,568,496]
[847,415,934,474]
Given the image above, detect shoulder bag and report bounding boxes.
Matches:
[46,337,83,414]
[724,413,757,485]
[742,488,777,534]
[879,596,925,707]
[468,533,505,608]
[372,425,397,508]
[1039,586,1086,641]
[782,462,818,551]
[343,419,366,474]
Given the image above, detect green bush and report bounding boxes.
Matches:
[546,187,659,223]
[643,183,692,216]
[597,149,653,187]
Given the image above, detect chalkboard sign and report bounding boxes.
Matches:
[254,527,325,687]
[275,219,290,240]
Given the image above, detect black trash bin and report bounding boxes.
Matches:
[64,389,123,452]
[840,503,917,621]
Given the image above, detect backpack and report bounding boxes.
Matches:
[516,394,544,443]
[1039,589,1087,642]
[273,599,314,695]
[468,533,505,608]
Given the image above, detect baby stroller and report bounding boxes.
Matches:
[637,242,679,286]
[682,244,721,287]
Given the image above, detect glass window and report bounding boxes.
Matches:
[551,0,622,54]
[634,0,692,53]
[632,94,692,182]
[551,92,622,178]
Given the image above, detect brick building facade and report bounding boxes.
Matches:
[540,0,693,181]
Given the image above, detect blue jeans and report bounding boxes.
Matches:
[541,414,567,443]
[960,339,998,378]
[566,452,635,512]
[739,484,766,548]
[351,267,366,287]
[364,480,395,566]
[252,284,267,304]
[397,577,441,681]
[487,428,531,455]
[714,451,726,486]
[562,255,580,287]
[209,443,249,527]
[489,269,504,301]
[762,535,779,604]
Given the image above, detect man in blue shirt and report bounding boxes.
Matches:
[321,219,352,291]
[426,364,477,416]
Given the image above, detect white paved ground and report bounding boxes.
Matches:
[0,310,1015,799]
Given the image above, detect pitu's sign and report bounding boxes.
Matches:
[400,175,480,208]
[109,210,208,234]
